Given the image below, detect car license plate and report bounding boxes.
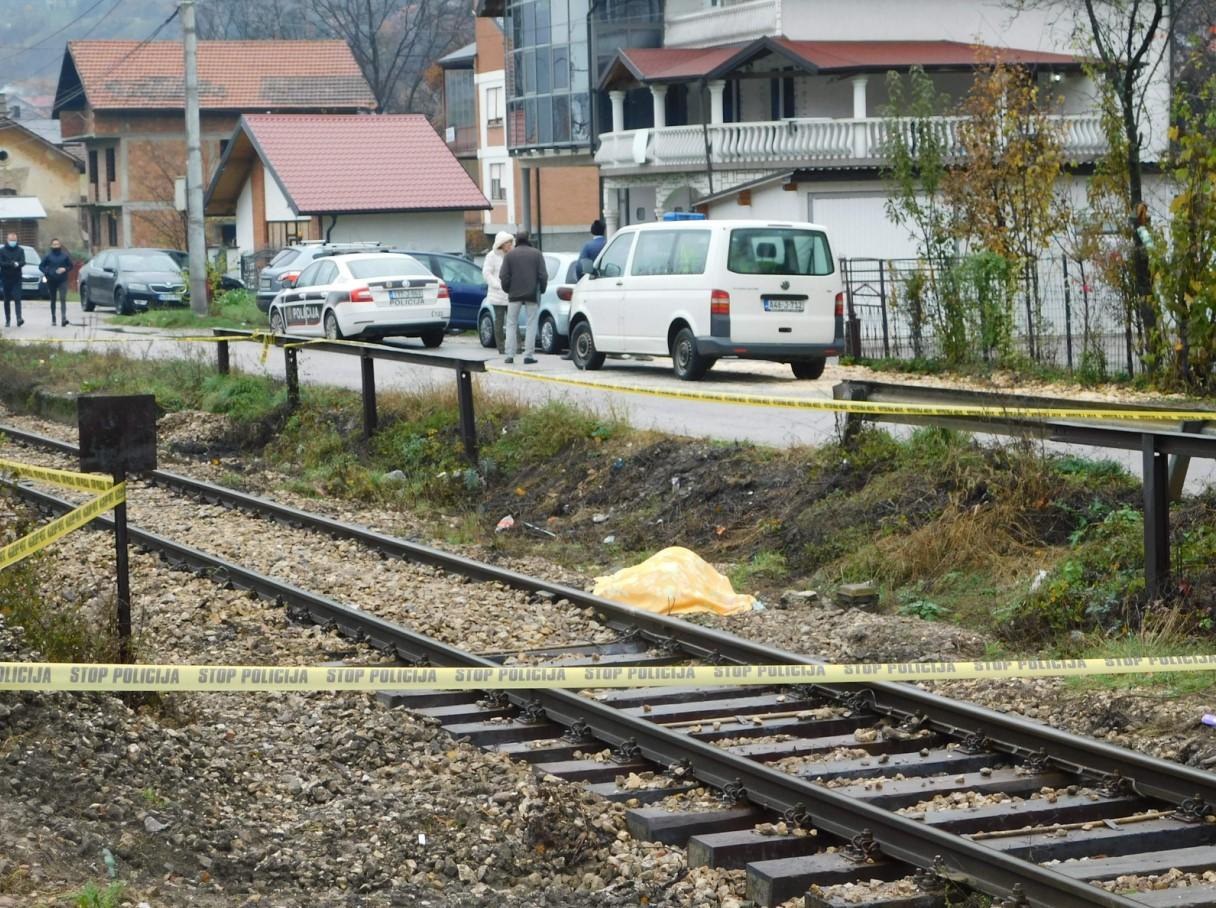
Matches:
[389,289,423,305]
[159,293,180,302]
[763,297,804,313]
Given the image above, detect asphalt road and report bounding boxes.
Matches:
[3,307,1212,492]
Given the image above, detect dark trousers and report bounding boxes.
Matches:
[2,279,20,325]
[48,282,68,321]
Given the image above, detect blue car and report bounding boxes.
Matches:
[399,250,486,329]
[478,251,580,354]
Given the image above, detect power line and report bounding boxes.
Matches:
[0,0,113,64]
[10,0,132,82]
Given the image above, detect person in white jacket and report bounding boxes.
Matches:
[481,231,514,354]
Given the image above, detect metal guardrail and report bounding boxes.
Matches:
[834,380,1216,598]
[211,329,486,461]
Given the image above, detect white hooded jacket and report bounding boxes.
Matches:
[482,231,514,307]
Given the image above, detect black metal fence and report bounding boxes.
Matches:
[840,256,1140,377]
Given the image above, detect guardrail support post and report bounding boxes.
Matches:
[216,339,230,375]
[1142,434,1169,598]
[361,352,378,439]
[456,367,478,463]
[284,347,299,410]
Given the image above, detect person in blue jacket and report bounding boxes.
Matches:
[40,239,74,326]
[576,220,606,278]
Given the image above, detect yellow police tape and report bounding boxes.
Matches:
[0,459,125,571]
[2,656,1214,692]
[484,366,1216,423]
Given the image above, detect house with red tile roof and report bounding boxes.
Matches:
[204,114,489,258]
[52,40,377,252]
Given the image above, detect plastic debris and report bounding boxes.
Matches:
[592,546,756,616]
[495,515,515,532]
[602,535,616,545]
[523,522,557,539]
[1029,569,1049,592]
[1202,715,1216,728]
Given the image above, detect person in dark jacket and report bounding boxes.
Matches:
[498,231,548,364]
[0,233,25,328]
[576,220,606,278]
[40,239,74,327]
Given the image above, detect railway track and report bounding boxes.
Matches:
[5,423,1216,907]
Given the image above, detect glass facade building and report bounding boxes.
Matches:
[505,0,662,152]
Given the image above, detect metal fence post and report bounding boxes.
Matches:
[360,352,378,439]
[284,346,299,410]
[1142,434,1169,598]
[456,367,478,464]
[877,262,891,359]
[1062,255,1074,372]
[216,338,230,375]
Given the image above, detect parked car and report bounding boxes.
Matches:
[20,245,45,299]
[568,219,844,381]
[398,250,486,329]
[79,249,187,314]
[255,242,383,311]
[476,251,581,353]
[266,251,449,345]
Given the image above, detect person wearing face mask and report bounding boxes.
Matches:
[40,239,74,327]
[0,233,25,328]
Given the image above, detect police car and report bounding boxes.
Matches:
[266,251,450,345]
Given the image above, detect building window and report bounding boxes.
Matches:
[489,162,506,201]
[485,86,504,125]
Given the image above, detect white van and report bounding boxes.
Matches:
[568,219,844,381]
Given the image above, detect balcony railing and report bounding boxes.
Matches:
[665,0,776,47]
[595,114,1109,171]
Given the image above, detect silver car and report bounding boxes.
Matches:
[20,246,46,299]
[478,251,580,354]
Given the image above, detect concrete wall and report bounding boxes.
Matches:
[326,211,467,252]
[236,173,254,254]
[0,120,84,250]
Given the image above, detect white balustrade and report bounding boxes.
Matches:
[665,0,776,47]
[594,114,1109,171]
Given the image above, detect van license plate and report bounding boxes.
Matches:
[389,289,423,305]
[763,298,804,313]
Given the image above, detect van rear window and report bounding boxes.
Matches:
[727,228,833,276]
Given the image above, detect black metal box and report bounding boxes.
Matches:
[78,394,158,474]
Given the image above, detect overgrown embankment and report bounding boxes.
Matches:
[2,340,1214,660]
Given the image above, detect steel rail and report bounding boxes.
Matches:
[1,477,1151,908]
[5,422,1216,812]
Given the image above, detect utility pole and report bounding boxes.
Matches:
[181,0,208,315]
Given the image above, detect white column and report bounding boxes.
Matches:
[851,75,869,158]
[603,184,620,238]
[609,91,626,133]
[708,80,726,125]
[651,84,668,130]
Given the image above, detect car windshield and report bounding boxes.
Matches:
[22,246,37,262]
[347,256,431,279]
[727,228,833,276]
[118,253,179,272]
[269,248,301,268]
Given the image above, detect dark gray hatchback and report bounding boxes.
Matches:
[255,242,383,311]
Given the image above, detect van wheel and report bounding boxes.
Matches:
[570,322,605,371]
[539,315,560,354]
[791,358,826,380]
[478,310,496,348]
[81,283,94,312]
[324,311,344,340]
[671,327,710,381]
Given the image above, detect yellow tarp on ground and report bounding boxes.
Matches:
[592,546,756,616]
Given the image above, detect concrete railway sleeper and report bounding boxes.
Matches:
[6,476,1216,906]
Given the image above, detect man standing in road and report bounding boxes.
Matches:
[576,220,606,278]
[40,239,74,327]
[498,231,547,365]
[0,233,25,328]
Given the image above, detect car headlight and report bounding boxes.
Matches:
[127,282,149,292]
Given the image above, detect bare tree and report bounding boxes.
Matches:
[197,0,314,39]
[306,0,471,114]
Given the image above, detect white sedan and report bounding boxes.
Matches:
[267,252,450,345]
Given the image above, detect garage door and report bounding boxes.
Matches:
[808,193,919,261]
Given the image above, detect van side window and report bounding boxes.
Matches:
[598,233,633,278]
[629,230,711,276]
[728,228,834,276]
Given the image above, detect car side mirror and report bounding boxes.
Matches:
[103,266,116,274]
[579,257,598,279]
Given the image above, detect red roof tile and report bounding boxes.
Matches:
[609,38,1079,85]
[61,40,376,111]
[243,114,489,213]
